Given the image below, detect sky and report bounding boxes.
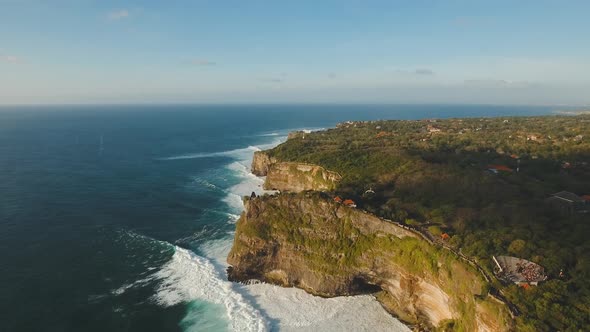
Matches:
[1,0,589,105]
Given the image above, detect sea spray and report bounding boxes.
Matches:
[153,246,268,332]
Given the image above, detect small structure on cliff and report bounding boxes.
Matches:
[546,191,589,214]
[343,199,357,208]
[492,255,547,286]
[487,164,513,174]
[333,196,343,203]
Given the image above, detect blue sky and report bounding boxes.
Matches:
[1,0,589,105]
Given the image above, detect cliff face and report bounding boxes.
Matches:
[227,194,512,331]
[251,151,341,192]
[251,151,276,176]
[264,162,341,192]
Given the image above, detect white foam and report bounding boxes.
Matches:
[200,235,409,332]
[109,230,267,331]
[192,177,219,190]
[159,146,261,161]
[152,246,268,332]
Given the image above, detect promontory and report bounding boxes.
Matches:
[228,115,590,331]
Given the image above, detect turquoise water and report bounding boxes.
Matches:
[0,104,558,331]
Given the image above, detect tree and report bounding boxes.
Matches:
[508,239,527,256]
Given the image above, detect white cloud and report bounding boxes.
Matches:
[190,59,216,66]
[414,68,435,75]
[0,53,23,64]
[259,78,284,83]
[107,9,129,21]
[463,79,538,88]
[387,67,436,76]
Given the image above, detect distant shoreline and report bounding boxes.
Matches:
[553,109,590,115]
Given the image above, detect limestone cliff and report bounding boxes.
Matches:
[251,151,276,176]
[251,151,341,192]
[227,193,512,331]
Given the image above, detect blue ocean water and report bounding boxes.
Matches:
[0,104,558,332]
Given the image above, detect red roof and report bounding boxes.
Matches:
[487,164,513,172]
[582,195,590,202]
[441,233,450,240]
[343,199,356,206]
[334,196,343,203]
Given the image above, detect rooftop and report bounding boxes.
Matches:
[552,191,584,203]
[493,255,547,284]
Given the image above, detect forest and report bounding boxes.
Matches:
[266,115,590,331]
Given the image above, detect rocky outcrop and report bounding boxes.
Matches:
[251,151,341,192]
[287,131,306,140]
[264,162,341,192]
[227,193,512,331]
[251,151,276,176]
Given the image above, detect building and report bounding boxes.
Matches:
[487,164,513,174]
[492,256,547,286]
[427,124,442,133]
[333,196,343,203]
[546,191,589,214]
[343,199,357,208]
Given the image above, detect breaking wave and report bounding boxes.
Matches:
[158,146,262,161]
[152,246,268,332]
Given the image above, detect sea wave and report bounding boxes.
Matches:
[158,146,262,161]
[191,177,220,190]
[152,246,268,332]
[110,229,268,332]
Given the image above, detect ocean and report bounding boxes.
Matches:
[0,104,558,332]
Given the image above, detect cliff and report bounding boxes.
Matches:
[227,193,512,331]
[251,151,341,192]
[251,151,277,176]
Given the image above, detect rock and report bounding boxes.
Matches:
[251,151,341,192]
[251,151,276,176]
[264,162,341,192]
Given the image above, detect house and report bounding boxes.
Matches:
[427,125,442,133]
[333,196,343,203]
[343,199,357,208]
[441,233,450,241]
[546,191,589,214]
[487,164,513,174]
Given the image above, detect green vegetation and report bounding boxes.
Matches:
[265,115,590,331]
